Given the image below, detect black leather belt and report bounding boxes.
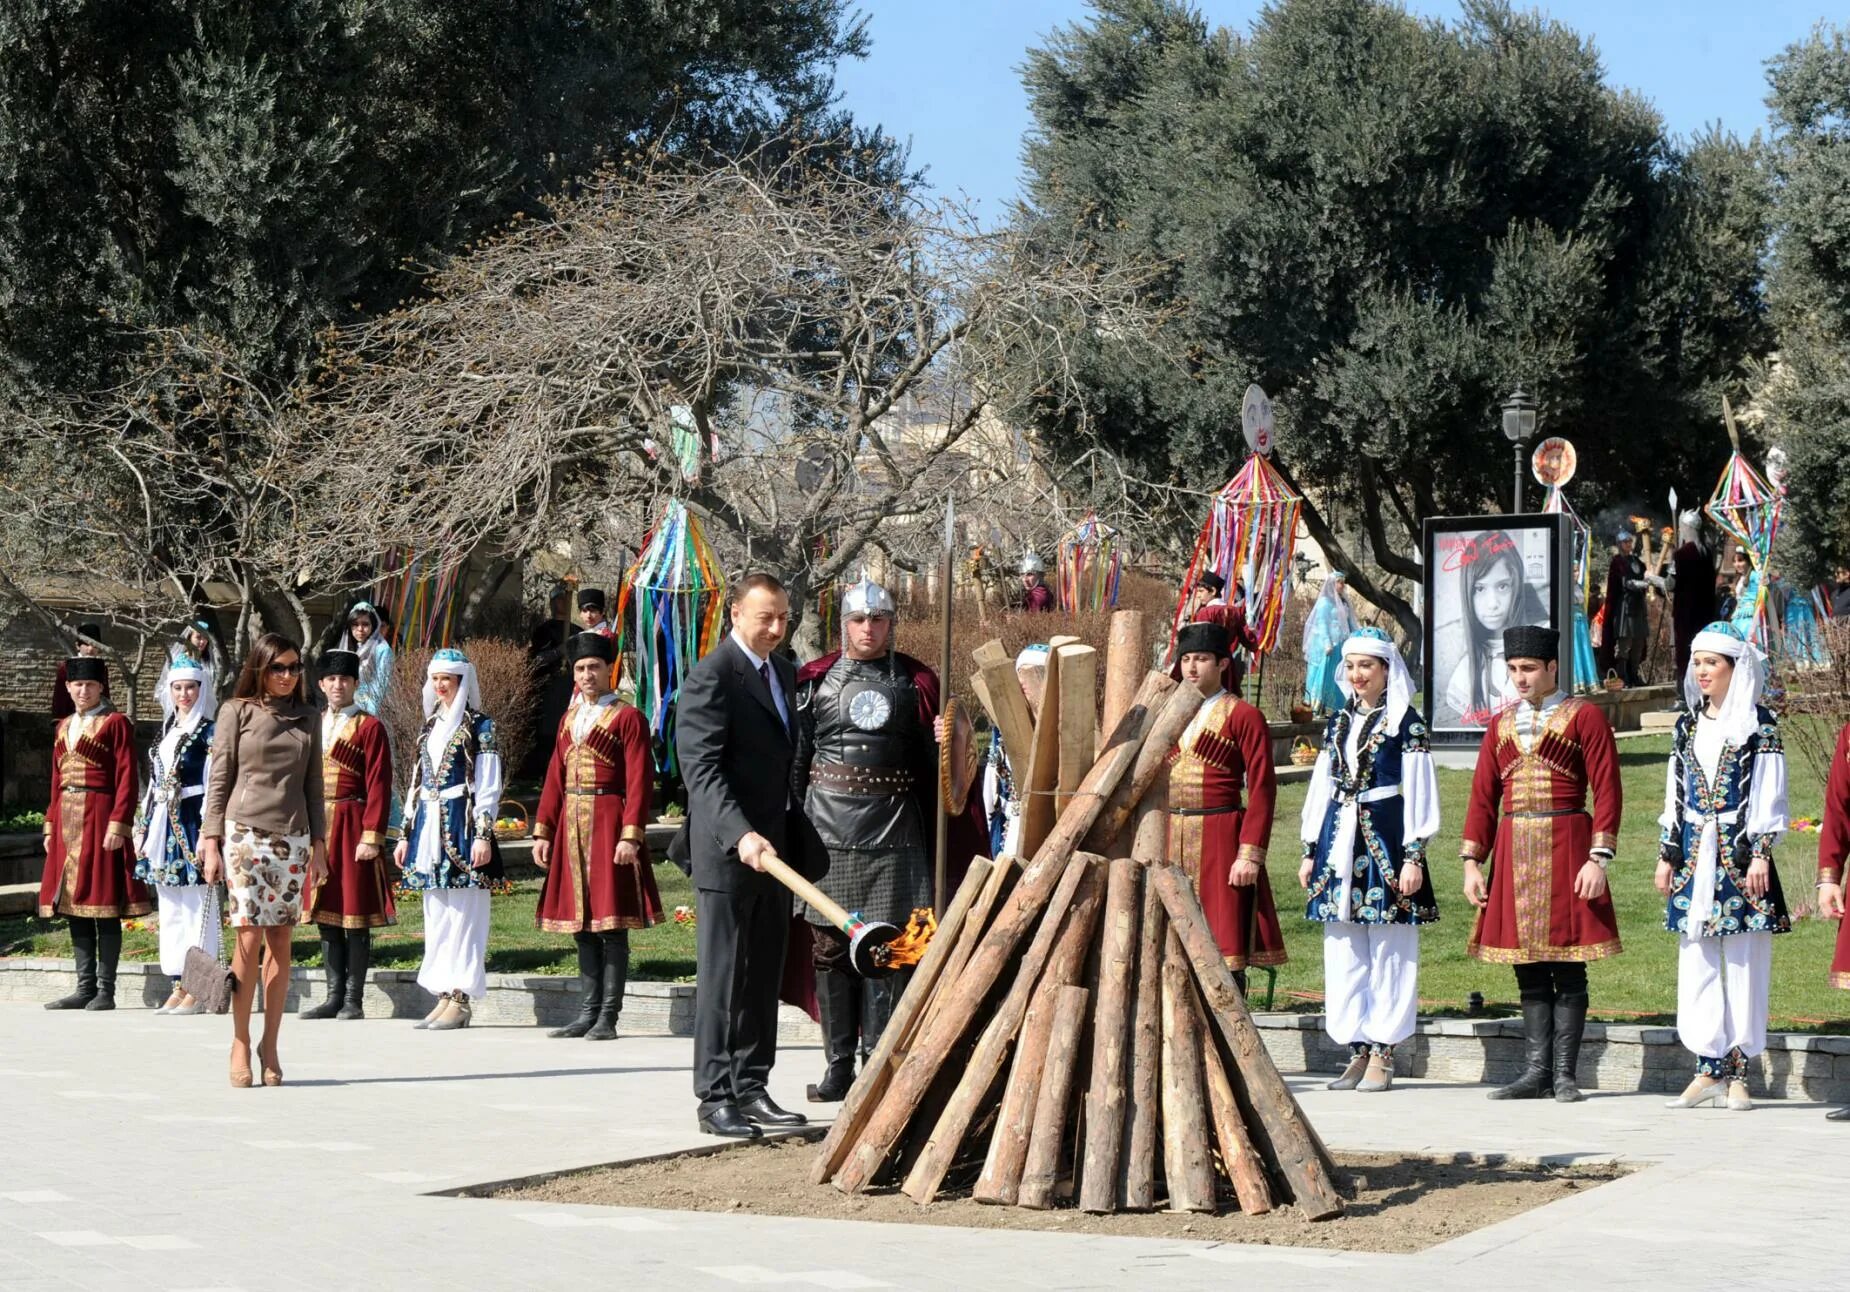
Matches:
[810,763,914,795]
[1509,808,1585,819]
[566,788,617,796]
[328,795,366,804]
[59,785,100,793]
[1171,803,1241,817]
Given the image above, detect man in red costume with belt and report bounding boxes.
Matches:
[300,649,397,1021]
[533,631,664,1041]
[1815,719,1850,1122]
[1462,624,1622,1104]
[1165,621,1283,992]
[39,654,148,1010]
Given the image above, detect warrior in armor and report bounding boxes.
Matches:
[793,577,973,1102]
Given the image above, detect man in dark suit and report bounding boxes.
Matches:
[675,572,828,1139]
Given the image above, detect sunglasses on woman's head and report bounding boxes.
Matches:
[268,661,304,675]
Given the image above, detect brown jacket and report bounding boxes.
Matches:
[202,697,326,841]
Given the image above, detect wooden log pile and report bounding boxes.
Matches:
[809,610,1344,1220]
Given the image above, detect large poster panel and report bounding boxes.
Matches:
[1423,514,1575,738]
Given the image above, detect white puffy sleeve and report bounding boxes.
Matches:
[1745,733,1788,845]
[472,715,504,834]
[1299,748,1333,850]
[1400,744,1441,848]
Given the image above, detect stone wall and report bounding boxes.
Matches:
[0,709,162,813]
[0,607,163,717]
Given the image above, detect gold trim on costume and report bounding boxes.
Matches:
[360,830,386,847]
[1460,839,1488,862]
[1235,843,1267,865]
[620,825,647,845]
[532,822,554,841]
[1469,938,1622,965]
[1591,831,1618,852]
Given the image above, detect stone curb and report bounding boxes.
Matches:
[7,955,1849,1101]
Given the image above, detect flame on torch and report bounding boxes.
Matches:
[875,907,938,970]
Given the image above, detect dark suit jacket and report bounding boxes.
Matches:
[673,635,828,893]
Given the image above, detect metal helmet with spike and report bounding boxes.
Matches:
[841,575,896,621]
[1018,551,1046,575]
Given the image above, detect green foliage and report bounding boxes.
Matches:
[1761,24,1850,580]
[0,0,876,397]
[1017,0,1770,631]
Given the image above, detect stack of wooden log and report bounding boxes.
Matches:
[808,611,1345,1220]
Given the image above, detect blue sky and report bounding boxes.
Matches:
[833,0,1832,216]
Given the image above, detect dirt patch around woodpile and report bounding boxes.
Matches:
[477,1134,1629,1253]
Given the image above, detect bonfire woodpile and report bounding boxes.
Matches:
[808,611,1346,1220]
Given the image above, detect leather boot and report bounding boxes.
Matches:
[1231,968,1249,997]
[806,963,860,1102]
[586,932,627,1040]
[337,930,370,1020]
[85,919,121,1011]
[549,933,602,1038]
[1552,992,1589,1103]
[46,918,98,1010]
[300,929,346,1019]
[1488,998,1556,1099]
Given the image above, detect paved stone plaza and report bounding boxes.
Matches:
[0,1001,1839,1291]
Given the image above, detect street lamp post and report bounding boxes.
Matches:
[1501,386,1538,514]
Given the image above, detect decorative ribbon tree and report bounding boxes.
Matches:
[1705,398,1782,651]
[1168,453,1301,658]
[1055,512,1122,612]
[374,547,463,648]
[616,500,726,774]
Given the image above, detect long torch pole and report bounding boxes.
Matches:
[934,495,955,913]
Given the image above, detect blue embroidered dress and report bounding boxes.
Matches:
[1300,705,1441,926]
[401,707,504,891]
[133,717,214,887]
[1657,707,1790,937]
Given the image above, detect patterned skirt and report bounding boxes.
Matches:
[224,821,309,928]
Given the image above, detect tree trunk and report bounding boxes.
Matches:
[1151,865,1344,1220]
[1159,929,1216,1213]
[1101,609,1146,742]
[1017,984,1091,1210]
[1076,855,1140,1213]
[809,857,996,1186]
[902,856,1106,1204]
[833,673,1174,1195]
[1121,775,1170,1211]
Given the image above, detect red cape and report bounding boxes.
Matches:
[779,650,988,1018]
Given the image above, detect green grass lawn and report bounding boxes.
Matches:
[7,728,1849,1028]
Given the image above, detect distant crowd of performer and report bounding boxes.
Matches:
[28,562,1850,1131]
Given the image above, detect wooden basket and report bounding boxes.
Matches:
[1290,738,1319,767]
[1602,670,1626,693]
[493,799,530,841]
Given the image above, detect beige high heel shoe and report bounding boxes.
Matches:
[1665,1076,1725,1108]
[1727,1080,1754,1111]
[414,991,452,1030]
[1327,1051,1370,1091]
[229,1040,253,1089]
[1356,1049,1395,1093]
[428,992,472,1031]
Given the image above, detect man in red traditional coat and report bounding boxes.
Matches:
[1461,625,1622,1103]
[532,632,663,1041]
[1815,720,1850,1122]
[300,649,397,1021]
[39,655,148,1010]
[1187,571,1261,660]
[1166,621,1284,992]
[49,623,110,720]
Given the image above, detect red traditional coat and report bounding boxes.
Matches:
[37,707,150,919]
[306,708,396,929]
[1462,696,1623,965]
[532,698,663,933]
[1166,692,1285,970]
[1819,722,1850,988]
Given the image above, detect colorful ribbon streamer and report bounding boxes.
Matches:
[1056,512,1122,612]
[616,501,727,775]
[1705,452,1782,650]
[1169,454,1302,656]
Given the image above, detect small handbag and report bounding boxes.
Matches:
[179,885,233,1014]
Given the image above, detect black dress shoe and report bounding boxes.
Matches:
[737,1094,808,1127]
[1827,1106,1850,1122]
[698,1105,762,1139]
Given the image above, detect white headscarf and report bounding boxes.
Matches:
[1302,573,1358,660]
[422,648,482,767]
[1684,622,1763,747]
[1336,628,1413,734]
[163,657,217,729]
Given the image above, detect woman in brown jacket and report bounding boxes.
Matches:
[199,634,328,1087]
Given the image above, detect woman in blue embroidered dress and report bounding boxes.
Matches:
[395,648,502,1031]
[1298,627,1441,1093]
[1657,621,1788,1111]
[133,657,219,1015]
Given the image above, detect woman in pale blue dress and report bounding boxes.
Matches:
[1301,574,1356,717]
